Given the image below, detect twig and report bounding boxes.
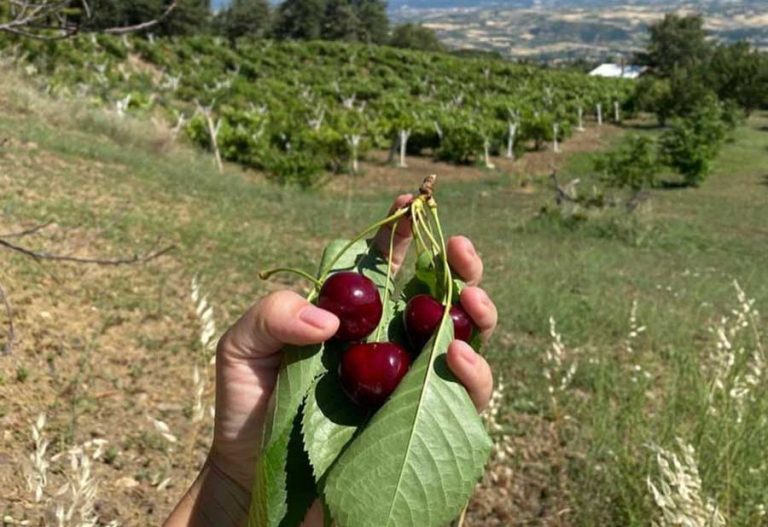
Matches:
[0,221,53,238]
[103,0,178,35]
[0,0,178,39]
[0,238,175,266]
[0,281,14,355]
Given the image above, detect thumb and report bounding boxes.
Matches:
[218,290,340,363]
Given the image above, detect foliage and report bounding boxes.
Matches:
[214,0,270,44]
[706,42,768,116]
[85,0,211,35]
[595,134,660,190]
[272,0,388,43]
[390,24,443,52]
[659,102,728,187]
[636,13,711,78]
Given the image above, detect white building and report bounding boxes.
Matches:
[589,63,647,80]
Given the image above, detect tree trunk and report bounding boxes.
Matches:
[398,129,410,168]
[614,101,621,123]
[553,123,560,153]
[577,107,585,131]
[483,139,495,169]
[506,122,517,159]
[597,103,603,126]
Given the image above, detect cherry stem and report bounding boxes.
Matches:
[374,218,399,343]
[317,205,411,285]
[429,203,454,314]
[258,267,322,287]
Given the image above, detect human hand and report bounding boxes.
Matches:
[165,195,499,527]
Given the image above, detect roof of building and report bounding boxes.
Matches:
[589,64,647,79]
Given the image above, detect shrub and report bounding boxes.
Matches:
[659,103,727,187]
[595,134,660,190]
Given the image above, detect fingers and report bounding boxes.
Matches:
[372,194,413,273]
[218,290,339,363]
[459,286,498,344]
[446,340,494,412]
[447,236,483,286]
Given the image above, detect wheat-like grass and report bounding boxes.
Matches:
[647,440,725,527]
[544,316,577,406]
[25,413,49,503]
[54,448,99,527]
[707,281,764,421]
[190,276,218,422]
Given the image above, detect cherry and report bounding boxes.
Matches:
[318,271,383,342]
[449,303,473,343]
[339,342,411,408]
[404,294,475,351]
[404,294,443,351]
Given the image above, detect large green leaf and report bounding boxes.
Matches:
[280,410,319,527]
[323,316,492,527]
[302,356,368,481]
[249,345,324,527]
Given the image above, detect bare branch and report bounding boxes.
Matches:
[0,0,179,39]
[0,221,53,238]
[0,281,13,356]
[0,237,176,266]
[103,0,178,35]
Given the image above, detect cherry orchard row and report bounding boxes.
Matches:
[4,35,633,185]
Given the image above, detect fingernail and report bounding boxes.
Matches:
[299,305,337,329]
[459,343,478,365]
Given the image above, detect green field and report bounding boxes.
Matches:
[1,69,767,525]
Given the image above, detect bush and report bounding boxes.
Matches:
[595,134,660,190]
[659,103,727,187]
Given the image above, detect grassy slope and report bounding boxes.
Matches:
[1,72,767,524]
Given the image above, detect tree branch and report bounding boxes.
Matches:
[0,221,53,238]
[0,0,179,39]
[0,237,176,266]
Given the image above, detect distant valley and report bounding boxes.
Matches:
[389,0,768,62]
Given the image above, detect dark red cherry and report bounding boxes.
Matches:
[318,272,382,341]
[339,342,411,408]
[404,294,444,351]
[450,303,473,343]
[404,294,476,352]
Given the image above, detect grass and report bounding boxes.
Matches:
[1,74,767,525]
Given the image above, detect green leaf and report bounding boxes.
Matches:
[249,345,324,527]
[323,316,493,527]
[280,409,319,527]
[302,353,368,481]
[318,239,368,277]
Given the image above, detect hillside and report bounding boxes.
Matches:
[4,35,632,186]
[391,0,768,62]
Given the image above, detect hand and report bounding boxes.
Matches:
[165,195,499,527]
